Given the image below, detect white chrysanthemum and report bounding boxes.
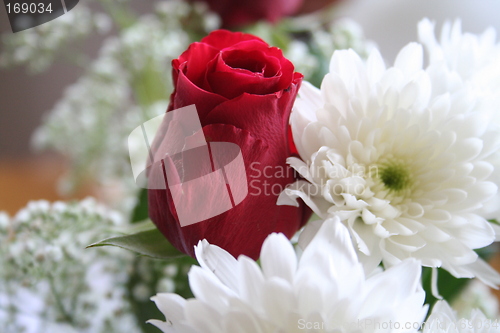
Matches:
[418,18,500,221]
[418,18,500,109]
[149,218,427,333]
[279,43,500,285]
[424,300,498,333]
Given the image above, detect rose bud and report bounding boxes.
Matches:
[148,30,310,260]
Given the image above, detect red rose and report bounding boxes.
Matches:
[194,0,301,27]
[192,0,343,28]
[148,30,310,259]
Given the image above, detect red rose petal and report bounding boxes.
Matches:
[175,42,220,88]
[200,29,266,49]
[170,70,227,121]
[222,49,280,77]
[217,40,295,92]
[203,76,301,144]
[206,52,282,99]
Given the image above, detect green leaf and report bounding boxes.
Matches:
[131,188,149,223]
[87,228,185,259]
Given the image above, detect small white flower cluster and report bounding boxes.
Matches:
[32,58,167,196]
[312,18,377,62]
[283,40,320,80]
[290,19,376,80]
[0,198,196,333]
[31,52,138,197]
[452,280,499,320]
[32,0,219,199]
[425,301,499,333]
[0,198,140,333]
[0,5,111,72]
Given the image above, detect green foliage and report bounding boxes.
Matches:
[125,255,198,333]
[87,227,184,260]
[131,188,149,223]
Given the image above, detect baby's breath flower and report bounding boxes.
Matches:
[0,199,140,333]
[312,18,377,61]
[452,280,499,320]
[425,301,499,333]
[0,5,110,72]
[32,0,219,202]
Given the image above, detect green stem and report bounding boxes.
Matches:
[48,273,75,324]
[99,0,137,31]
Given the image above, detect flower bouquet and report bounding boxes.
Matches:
[1,0,500,332]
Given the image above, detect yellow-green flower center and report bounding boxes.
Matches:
[379,161,412,192]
